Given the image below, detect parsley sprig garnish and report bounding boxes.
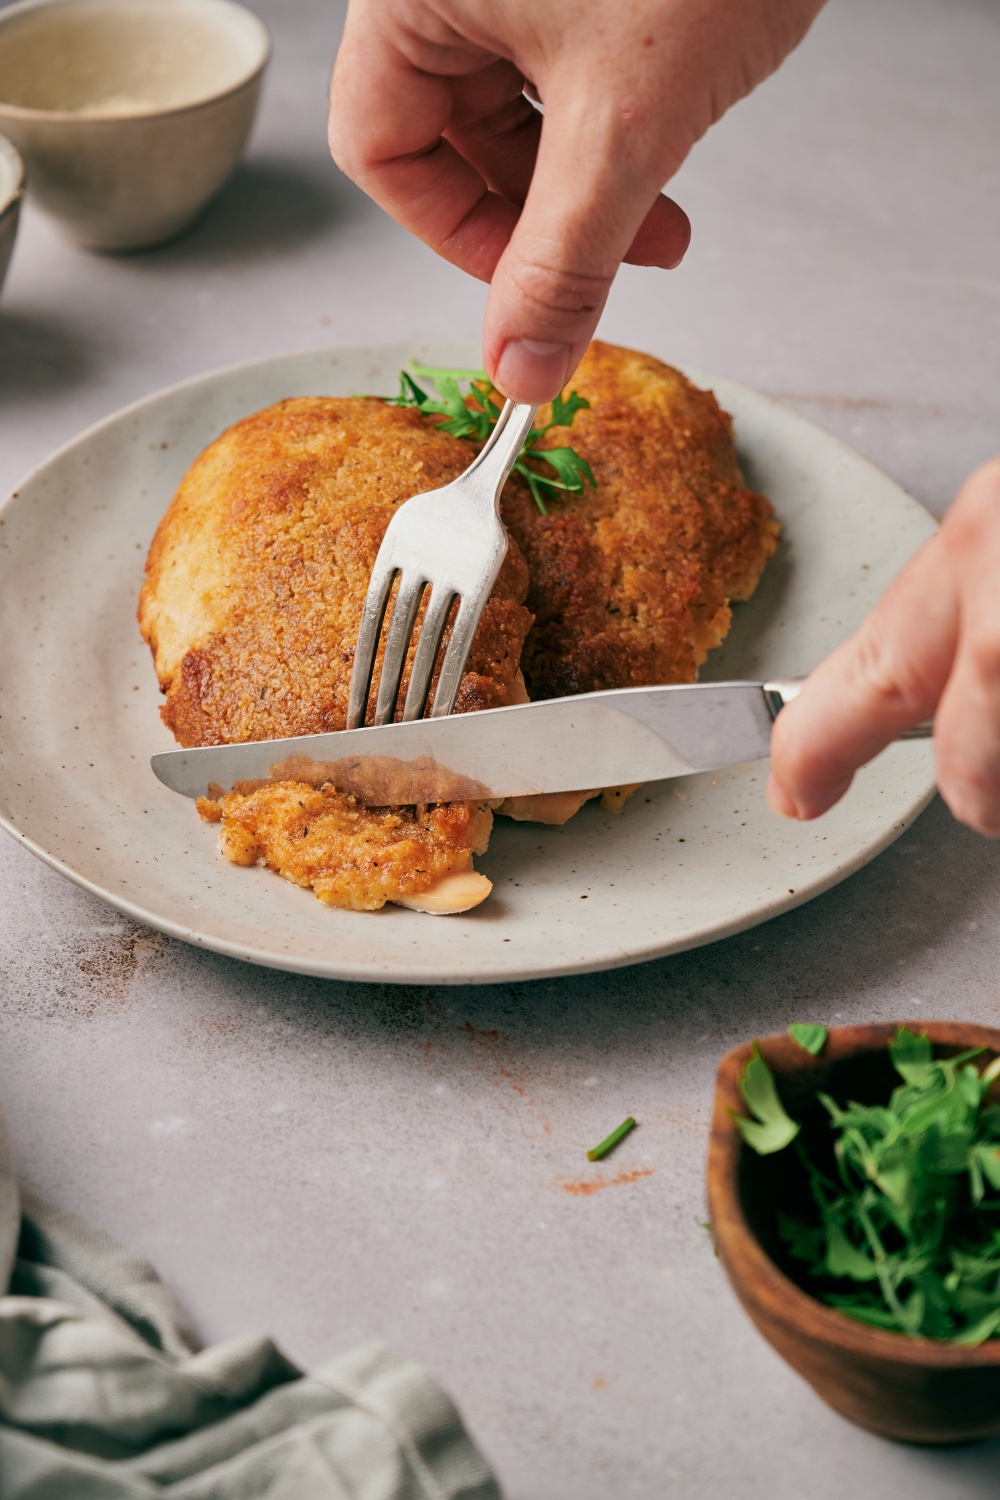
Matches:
[386,361,595,517]
[735,1027,1000,1344]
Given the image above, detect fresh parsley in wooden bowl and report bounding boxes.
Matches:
[708,1021,1000,1444]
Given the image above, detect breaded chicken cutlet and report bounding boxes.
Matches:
[496,341,780,823]
[511,342,779,699]
[139,342,779,913]
[139,396,532,912]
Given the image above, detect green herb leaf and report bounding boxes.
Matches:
[976,1143,1000,1191]
[889,1026,934,1085]
[549,390,590,428]
[516,446,596,508]
[774,1027,1000,1343]
[827,1298,904,1330]
[952,1307,1000,1346]
[421,374,491,440]
[824,1221,879,1281]
[385,363,596,517]
[982,1055,1000,1086]
[778,1212,824,1263]
[733,1043,801,1156]
[383,370,431,408]
[789,1023,828,1056]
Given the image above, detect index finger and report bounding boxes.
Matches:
[329,9,523,282]
[768,531,959,820]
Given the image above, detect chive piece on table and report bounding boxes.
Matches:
[587,1116,637,1162]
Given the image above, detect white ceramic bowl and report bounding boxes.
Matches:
[0,0,270,250]
[0,132,23,292]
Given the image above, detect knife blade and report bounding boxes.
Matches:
[151,678,812,804]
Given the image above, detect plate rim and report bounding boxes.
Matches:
[0,779,937,983]
[0,341,938,985]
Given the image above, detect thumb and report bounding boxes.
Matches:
[483,82,690,402]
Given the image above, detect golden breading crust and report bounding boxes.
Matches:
[501,341,779,701]
[139,346,778,912]
[197,783,493,913]
[139,397,533,747]
[139,397,532,912]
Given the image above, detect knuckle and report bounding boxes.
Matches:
[850,627,935,721]
[965,630,1000,690]
[456,92,535,140]
[508,257,614,318]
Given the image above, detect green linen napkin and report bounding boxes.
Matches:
[0,1108,501,1499]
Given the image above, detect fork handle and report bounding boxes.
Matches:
[462,400,539,501]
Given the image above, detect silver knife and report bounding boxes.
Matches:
[150,677,932,805]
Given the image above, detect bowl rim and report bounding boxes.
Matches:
[708,1018,1000,1368]
[0,0,271,125]
[0,130,24,217]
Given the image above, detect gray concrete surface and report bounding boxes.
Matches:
[2,0,999,1494]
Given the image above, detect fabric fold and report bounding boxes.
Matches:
[0,1107,500,1499]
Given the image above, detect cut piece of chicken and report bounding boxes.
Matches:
[197,781,493,913]
[393,870,493,914]
[497,782,644,826]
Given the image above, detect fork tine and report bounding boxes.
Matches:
[428,593,484,718]
[372,570,427,726]
[348,400,538,732]
[400,584,457,722]
[346,554,398,730]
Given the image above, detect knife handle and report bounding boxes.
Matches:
[763,678,934,740]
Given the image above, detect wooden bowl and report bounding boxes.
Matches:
[708,1020,1000,1445]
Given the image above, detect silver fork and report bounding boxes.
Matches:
[346,399,538,729]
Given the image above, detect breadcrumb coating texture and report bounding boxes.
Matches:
[140,343,779,911]
[197,783,493,912]
[138,396,533,747]
[501,341,780,700]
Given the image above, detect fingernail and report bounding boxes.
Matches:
[495,339,570,403]
[766,774,801,821]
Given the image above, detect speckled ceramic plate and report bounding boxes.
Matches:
[0,341,937,983]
